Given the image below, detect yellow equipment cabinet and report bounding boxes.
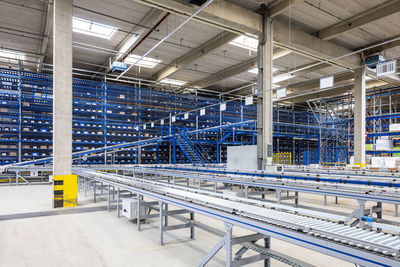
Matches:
[53,174,77,208]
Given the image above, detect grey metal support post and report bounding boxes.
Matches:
[84,177,87,196]
[245,186,248,198]
[377,202,382,219]
[395,204,399,217]
[107,184,110,212]
[264,237,271,267]
[295,191,299,206]
[117,187,120,218]
[93,182,96,203]
[159,201,164,245]
[324,195,327,205]
[137,194,141,231]
[190,212,195,239]
[165,203,168,226]
[276,190,281,205]
[224,223,233,267]
[358,200,366,227]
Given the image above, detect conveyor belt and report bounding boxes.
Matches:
[77,169,400,266]
[99,165,400,204]
[154,166,400,188]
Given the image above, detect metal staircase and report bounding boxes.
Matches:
[175,127,215,166]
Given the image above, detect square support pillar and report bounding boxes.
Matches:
[354,67,366,167]
[257,13,273,170]
[53,0,75,207]
[53,0,73,176]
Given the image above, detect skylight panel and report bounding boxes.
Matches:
[73,17,117,39]
[124,54,161,69]
[229,35,258,51]
[160,78,187,86]
[0,50,26,61]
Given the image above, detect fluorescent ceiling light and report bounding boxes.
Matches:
[124,54,161,69]
[248,68,258,74]
[273,73,294,83]
[229,35,258,51]
[118,34,140,59]
[73,17,117,39]
[0,49,26,60]
[160,78,187,86]
[248,67,279,74]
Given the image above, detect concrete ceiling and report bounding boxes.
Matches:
[0,0,400,103]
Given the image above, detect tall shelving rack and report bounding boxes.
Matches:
[0,66,324,166]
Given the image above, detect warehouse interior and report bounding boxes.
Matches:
[0,0,400,266]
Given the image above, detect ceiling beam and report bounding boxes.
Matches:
[37,0,52,72]
[362,34,400,55]
[317,0,400,40]
[366,68,400,86]
[267,0,303,18]
[282,80,387,103]
[150,0,300,82]
[287,72,354,93]
[191,48,291,89]
[132,0,361,69]
[153,31,238,81]
[193,57,257,89]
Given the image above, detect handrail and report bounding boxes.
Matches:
[186,131,214,164]
[174,127,203,162]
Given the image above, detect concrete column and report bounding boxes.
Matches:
[53,0,73,176]
[354,67,366,167]
[257,9,273,170]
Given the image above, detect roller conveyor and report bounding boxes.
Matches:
[77,169,400,266]
[91,164,400,204]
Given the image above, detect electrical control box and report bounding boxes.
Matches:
[122,198,148,220]
[365,54,385,69]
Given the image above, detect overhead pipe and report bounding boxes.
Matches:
[120,13,170,62]
[116,0,215,80]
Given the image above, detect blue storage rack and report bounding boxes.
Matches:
[0,67,323,165]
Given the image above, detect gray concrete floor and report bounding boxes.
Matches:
[1,184,390,267]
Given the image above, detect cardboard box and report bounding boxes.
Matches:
[389,124,400,132]
[376,139,393,151]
